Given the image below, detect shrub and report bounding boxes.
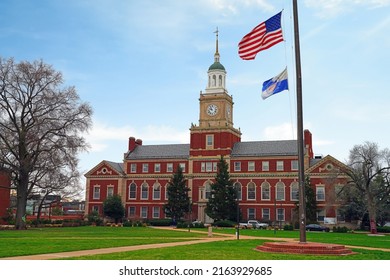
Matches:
[213,220,235,228]
[377,226,390,233]
[87,211,103,226]
[332,226,350,233]
[283,224,294,231]
[147,219,172,226]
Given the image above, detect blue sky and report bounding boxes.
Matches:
[1,0,390,183]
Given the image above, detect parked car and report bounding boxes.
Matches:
[248,220,268,229]
[306,224,330,232]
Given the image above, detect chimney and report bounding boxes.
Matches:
[304,129,314,159]
[128,137,136,152]
[135,139,143,146]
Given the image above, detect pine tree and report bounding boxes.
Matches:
[103,194,125,224]
[205,156,238,222]
[164,164,191,223]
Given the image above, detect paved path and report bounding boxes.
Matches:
[1,228,389,260]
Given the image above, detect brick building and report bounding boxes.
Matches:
[85,36,349,225]
[0,168,11,224]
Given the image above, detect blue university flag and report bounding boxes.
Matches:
[261,68,288,100]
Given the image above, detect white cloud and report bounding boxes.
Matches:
[262,122,296,140]
[304,0,390,18]
[84,120,189,152]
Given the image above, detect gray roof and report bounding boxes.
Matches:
[231,140,298,157]
[105,161,125,175]
[126,144,190,160]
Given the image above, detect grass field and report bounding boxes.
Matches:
[0,226,389,260]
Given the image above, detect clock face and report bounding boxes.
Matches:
[207,104,218,116]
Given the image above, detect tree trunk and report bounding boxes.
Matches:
[15,171,29,230]
[367,193,377,234]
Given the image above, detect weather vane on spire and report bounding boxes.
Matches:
[214,27,219,61]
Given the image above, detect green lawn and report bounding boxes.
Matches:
[0,226,389,260]
[0,226,206,258]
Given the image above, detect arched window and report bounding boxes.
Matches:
[141,183,149,200]
[290,182,299,201]
[261,182,270,200]
[234,182,242,200]
[218,75,222,86]
[212,75,216,86]
[153,183,161,200]
[129,183,137,199]
[276,182,285,201]
[205,182,212,199]
[247,182,256,200]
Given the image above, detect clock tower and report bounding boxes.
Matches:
[190,29,241,157]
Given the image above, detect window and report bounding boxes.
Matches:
[164,184,169,200]
[276,182,285,201]
[248,208,256,220]
[92,205,99,213]
[205,183,211,199]
[336,209,345,222]
[153,207,160,219]
[167,163,173,172]
[141,207,148,219]
[130,163,137,173]
[234,162,241,172]
[141,183,149,200]
[276,161,284,171]
[247,182,256,200]
[277,208,285,221]
[93,186,100,200]
[107,185,114,197]
[262,161,269,171]
[317,209,325,222]
[129,183,137,199]
[153,183,161,200]
[154,163,161,173]
[234,182,242,200]
[248,161,255,172]
[262,208,270,220]
[291,160,298,171]
[291,182,299,201]
[206,162,213,172]
[179,163,186,172]
[206,135,214,148]
[142,163,149,173]
[261,182,270,200]
[128,206,136,217]
[316,186,325,201]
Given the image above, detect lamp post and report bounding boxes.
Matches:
[235,185,240,240]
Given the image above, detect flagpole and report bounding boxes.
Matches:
[292,0,306,243]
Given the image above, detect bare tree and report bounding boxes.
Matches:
[0,57,92,229]
[346,142,390,233]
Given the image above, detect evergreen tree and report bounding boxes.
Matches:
[103,194,125,223]
[164,164,191,223]
[205,156,238,222]
[295,176,317,224]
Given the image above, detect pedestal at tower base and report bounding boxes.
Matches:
[256,241,354,256]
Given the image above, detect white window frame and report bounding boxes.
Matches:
[234,161,241,172]
[262,161,269,171]
[290,182,299,201]
[142,163,149,173]
[261,182,270,200]
[276,182,285,201]
[107,185,114,198]
[154,163,161,173]
[277,208,285,221]
[248,208,256,220]
[141,207,148,219]
[153,207,160,219]
[316,185,325,201]
[262,208,270,220]
[276,161,284,171]
[153,183,161,200]
[141,183,149,200]
[128,206,136,217]
[130,163,137,173]
[247,182,256,200]
[248,161,255,172]
[129,183,137,200]
[291,160,298,171]
[93,185,100,200]
[206,134,214,148]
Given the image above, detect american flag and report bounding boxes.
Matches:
[238,11,284,60]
